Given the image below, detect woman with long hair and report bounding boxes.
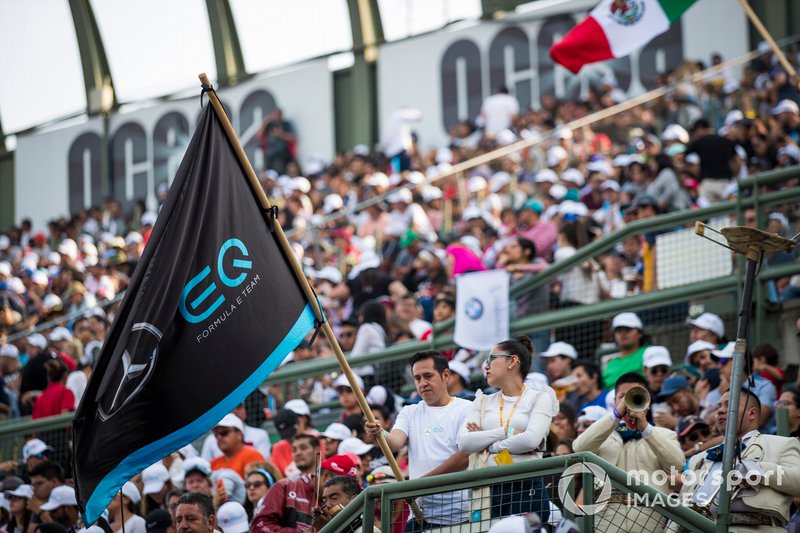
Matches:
[243,462,283,521]
[107,482,145,533]
[351,300,390,387]
[5,484,32,533]
[458,336,559,520]
[140,463,174,516]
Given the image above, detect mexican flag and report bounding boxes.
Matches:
[550,0,698,73]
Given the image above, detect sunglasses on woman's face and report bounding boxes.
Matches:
[245,481,266,489]
[485,353,514,367]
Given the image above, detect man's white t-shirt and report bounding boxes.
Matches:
[481,93,519,136]
[394,397,472,525]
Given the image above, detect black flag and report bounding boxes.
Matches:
[73,105,316,523]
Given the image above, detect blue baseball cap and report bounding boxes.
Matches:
[656,375,691,401]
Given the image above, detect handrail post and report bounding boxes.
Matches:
[380,490,392,532]
[577,466,594,532]
[362,488,376,533]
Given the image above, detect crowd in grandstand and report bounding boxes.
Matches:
[1,45,800,532]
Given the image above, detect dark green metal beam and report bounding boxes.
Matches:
[67,0,116,114]
[343,0,383,148]
[204,0,246,85]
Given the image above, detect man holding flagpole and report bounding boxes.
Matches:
[365,351,471,531]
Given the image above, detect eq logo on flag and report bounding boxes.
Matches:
[179,238,252,324]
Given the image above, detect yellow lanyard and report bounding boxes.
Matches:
[498,385,525,432]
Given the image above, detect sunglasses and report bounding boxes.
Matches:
[775,399,795,408]
[336,387,354,394]
[486,353,514,363]
[245,481,266,489]
[648,365,670,375]
[214,429,232,437]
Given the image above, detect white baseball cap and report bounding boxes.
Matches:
[467,176,487,193]
[31,271,49,286]
[387,188,412,204]
[547,146,568,167]
[577,405,609,424]
[217,501,250,533]
[323,423,352,442]
[214,414,245,434]
[22,439,52,461]
[141,212,158,226]
[448,361,471,385]
[121,481,141,504]
[40,486,77,511]
[284,399,311,417]
[0,345,19,360]
[489,172,510,193]
[686,312,724,339]
[684,340,717,366]
[48,327,73,343]
[141,463,171,495]
[611,312,643,331]
[534,169,558,184]
[365,172,389,188]
[600,180,620,192]
[26,334,47,350]
[338,437,373,456]
[315,266,343,285]
[541,341,578,359]
[323,194,344,214]
[711,341,736,360]
[772,99,799,115]
[182,457,212,477]
[662,124,690,144]
[4,485,33,500]
[643,346,672,368]
[560,168,585,187]
[333,373,364,390]
[42,294,62,310]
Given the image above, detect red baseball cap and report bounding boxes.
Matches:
[321,454,359,478]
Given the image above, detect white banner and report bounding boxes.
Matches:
[454,269,510,351]
[15,60,334,228]
[378,0,747,151]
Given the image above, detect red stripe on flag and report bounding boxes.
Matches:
[549,15,614,74]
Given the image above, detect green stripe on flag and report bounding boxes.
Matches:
[658,0,698,23]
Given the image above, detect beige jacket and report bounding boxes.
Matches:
[573,413,685,493]
[679,432,800,524]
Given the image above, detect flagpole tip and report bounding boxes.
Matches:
[199,73,211,86]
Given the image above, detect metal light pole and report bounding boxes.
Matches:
[695,223,797,532]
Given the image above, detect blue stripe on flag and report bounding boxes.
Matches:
[82,303,316,524]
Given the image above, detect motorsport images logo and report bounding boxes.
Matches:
[557,463,612,516]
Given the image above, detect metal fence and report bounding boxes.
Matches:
[320,452,716,533]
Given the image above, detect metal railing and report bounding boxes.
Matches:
[320,451,716,533]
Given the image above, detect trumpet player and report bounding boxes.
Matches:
[573,373,684,532]
[674,388,800,531]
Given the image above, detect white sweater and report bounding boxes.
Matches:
[457,387,559,464]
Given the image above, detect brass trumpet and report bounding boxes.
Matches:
[624,386,651,413]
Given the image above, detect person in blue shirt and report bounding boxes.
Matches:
[572,360,607,411]
[704,342,777,434]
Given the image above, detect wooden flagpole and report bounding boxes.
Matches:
[198,74,424,524]
[738,0,797,77]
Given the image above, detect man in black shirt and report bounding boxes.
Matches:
[686,119,737,203]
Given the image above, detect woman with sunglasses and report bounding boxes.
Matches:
[5,484,32,533]
[243,463,283,520]
[457,336,558,520]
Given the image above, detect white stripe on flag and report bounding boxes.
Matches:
[591,0,670,58]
